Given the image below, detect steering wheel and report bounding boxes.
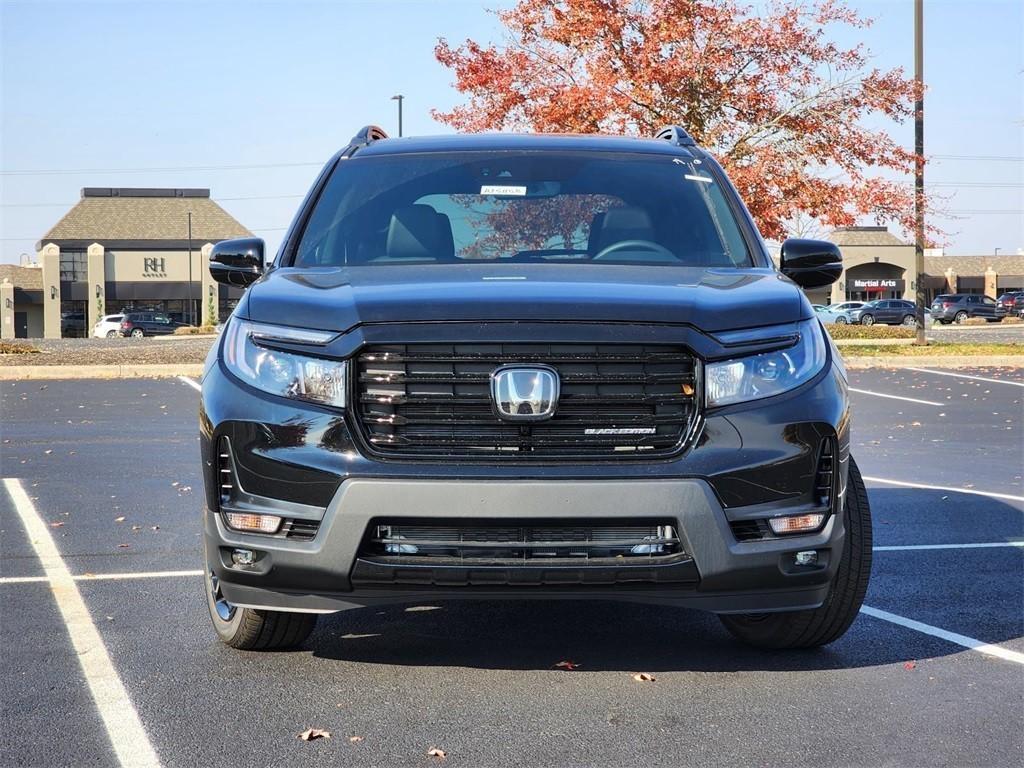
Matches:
[592,239,677,262]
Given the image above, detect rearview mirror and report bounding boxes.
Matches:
[209,238,265,287]
[780,239,842,289]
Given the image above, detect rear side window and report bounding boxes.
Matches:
[294,151,753,269]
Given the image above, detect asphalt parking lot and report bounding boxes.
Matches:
[1,368,1022,767]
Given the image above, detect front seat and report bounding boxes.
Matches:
[377,204,451,262]
[589,206,657,255]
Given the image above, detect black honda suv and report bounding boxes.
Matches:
[199,126,870,652]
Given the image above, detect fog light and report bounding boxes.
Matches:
[231,548,255,566]
[768,513,825,535]
[224,511,281,534]
[794,550,818,566]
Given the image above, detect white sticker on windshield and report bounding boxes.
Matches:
[684,174,714,183]
[480,184,527,196]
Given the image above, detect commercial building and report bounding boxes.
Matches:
[810,226,1022,307]
[0,187,251,339]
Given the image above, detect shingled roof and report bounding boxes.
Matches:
[0,264,43,291]
[826,226,909,247]
[924,254,1024,277]
[38,188,252,248]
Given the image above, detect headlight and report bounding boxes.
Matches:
[221,319,346,408]
[706,318,827,407]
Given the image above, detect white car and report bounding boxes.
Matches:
[812,304,850,325]
[92,314,125,338]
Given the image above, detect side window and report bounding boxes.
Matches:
[982,296,996,306]
[966,296,979,304]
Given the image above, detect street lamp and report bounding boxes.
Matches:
[187,211,193,326]
[391,94,404,137]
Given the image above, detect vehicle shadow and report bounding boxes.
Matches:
[308,488,1023,672]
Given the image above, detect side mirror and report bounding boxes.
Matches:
[780,239,842,289]
[209,238,265,287]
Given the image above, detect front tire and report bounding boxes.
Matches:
[860,314,874,326]
[902,314,916,326]
[205,566,317,650]
[105,330,118,338]
[719,457,872,650]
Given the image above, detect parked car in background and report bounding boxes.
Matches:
[812,304,850,324]
[92,314,125,338]
[827,301,867,314]
[930,294,1001,324]
[850,299,917,326]
[60,312,87,337]
[119,311,187,337]
[996,292,1024,317]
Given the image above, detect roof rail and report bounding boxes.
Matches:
[349,125,389,147]
[655,125,696,147]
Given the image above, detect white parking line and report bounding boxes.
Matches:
[0,569,204,585]
[904,367,1024,388]
[864,476,1024,503]
[848,387,943,406]
[177,376,201,392]
[874,542,1024,551]
[3,478,161,768]
[861,605,1024,666]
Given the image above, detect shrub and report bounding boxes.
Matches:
[0,341,40,354]
[825,324,916,339]
[962,317,988,326]
[1000,316,1022,325]
[174,325,217,335]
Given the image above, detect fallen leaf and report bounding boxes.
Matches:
[131,525,142,531]
[118,543,130,549]
[298,728,331,742]
[904,661,917,670]
[114,516,126,523]
[632,672,656,682]
[151,525,160,531]
[49,521,65,528]
[348,735,364,743]
[554,660,580,670]
[427,747,447,759]
[44,449,52,455]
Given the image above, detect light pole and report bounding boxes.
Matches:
[913,0,926,345]
[391,94,404,137]
[187,211,193,326]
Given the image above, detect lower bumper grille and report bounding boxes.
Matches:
[352,521,697,586]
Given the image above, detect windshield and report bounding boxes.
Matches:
[293,151,753,268]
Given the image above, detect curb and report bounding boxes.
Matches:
[842,355,1024,369]
[0,364,204,380]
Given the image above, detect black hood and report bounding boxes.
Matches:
[242,263,809,334]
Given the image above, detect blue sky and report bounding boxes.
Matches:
[1,0,1021,263]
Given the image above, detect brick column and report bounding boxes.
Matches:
[87,242,105,331]
[40,243,61,338]
[200,243,217,327]
[0,279,14,340]
[984,266,998,298]
[944,267,957,294]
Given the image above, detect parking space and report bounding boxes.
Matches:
[2,371,1022,767]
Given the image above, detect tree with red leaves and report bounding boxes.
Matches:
[434,0,924,241]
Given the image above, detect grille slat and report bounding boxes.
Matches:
[355,343,698,459]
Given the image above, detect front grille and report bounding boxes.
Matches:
[352,520,697,586]
[354,343,698,459]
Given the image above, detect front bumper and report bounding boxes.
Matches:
[200,337,851,615]
[206,476,843,614]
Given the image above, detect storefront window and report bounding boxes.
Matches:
[59,251,87,281]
